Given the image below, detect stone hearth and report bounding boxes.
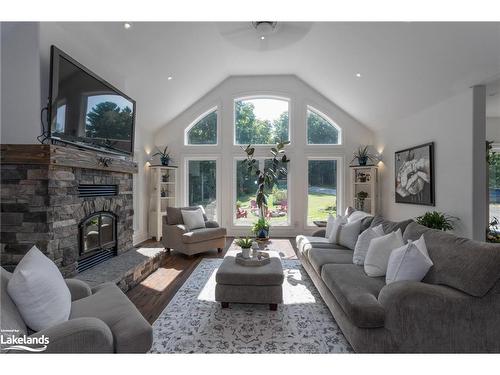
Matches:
[1,144,137,277]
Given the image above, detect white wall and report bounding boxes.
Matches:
[487,117,500,142]
[155,75,374,237]
[0,22,151,245]
[375,89,475,238]
[1,22,41,143]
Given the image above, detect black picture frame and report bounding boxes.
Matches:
[394,142,435,206]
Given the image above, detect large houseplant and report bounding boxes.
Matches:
[415,211,457,231]
[241,140,290,239]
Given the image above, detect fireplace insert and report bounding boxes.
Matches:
[78,211,117,272]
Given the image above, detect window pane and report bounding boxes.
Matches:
[307,109,339,144]
[187,111,217,144]
[264,159,288,226]
[188,160,217,220]
[235,160,257,225]
[489,149,500,239]
[308,160,337,224]
[235,98,289,145]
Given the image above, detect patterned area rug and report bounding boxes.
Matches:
[151,258,353,353]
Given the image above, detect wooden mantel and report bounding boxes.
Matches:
[0,144,138,174]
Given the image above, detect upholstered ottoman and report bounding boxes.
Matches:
[215,250,284,310]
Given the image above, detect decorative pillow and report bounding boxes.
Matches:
[337,219,362,250]
[327,215,347,243]
[181,208,206,231]
[345,206,355,217]
[325,214,336,239]
[386,238,433,284]
[7,246,71,331]
[364,229,404,277]
[347,210,372,223]
[353,224,384,265]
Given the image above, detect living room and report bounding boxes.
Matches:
[1,1,500,373]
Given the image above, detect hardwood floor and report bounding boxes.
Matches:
[126,237,298,324]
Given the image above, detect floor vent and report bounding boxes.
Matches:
[77,249,117,273]
[78,184,118,197]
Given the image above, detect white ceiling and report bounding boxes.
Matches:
[54,22,500,132]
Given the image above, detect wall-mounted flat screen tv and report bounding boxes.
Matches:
[49,46,135,155]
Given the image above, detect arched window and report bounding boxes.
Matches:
[307,107,341,145]
[185,108,217,145]
[234,97,289,145]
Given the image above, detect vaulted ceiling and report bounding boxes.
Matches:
[51,22,500,132]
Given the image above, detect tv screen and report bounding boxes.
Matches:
[49,46,135,155]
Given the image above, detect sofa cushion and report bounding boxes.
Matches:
[295,235,344,257]
[370,215,413,234]
[70,282,152,353]
[321,264,386,328]
[403,222,500,297]
[7,246,71,331]
[181,227,227,244]
[1,268,27,338]
[166,206,208,225]
[308,248,354,274]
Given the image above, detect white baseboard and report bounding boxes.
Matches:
[133,231,151,246]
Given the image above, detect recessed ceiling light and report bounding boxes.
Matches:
[167,76,173,81]
[355,73,362,78]
[260,36,265,40]
[124,23,131,29]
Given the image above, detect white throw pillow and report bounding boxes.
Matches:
[412,234,430,258]
[353,224,384,265]
[181,208,206,231]
[325,214,336,239]
[337,219,362,250]
[364,229,404,277]
[386,239,433,285]
[327,215,347,243]
[7,246,71,331]
[347,210,372,223]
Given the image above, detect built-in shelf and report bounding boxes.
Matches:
[149,166,177,240]
[351,166,378,215]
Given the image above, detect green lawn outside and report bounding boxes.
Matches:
[235,192,336,226]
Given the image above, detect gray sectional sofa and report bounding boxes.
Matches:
[296,215,500,353]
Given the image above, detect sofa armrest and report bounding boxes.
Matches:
[65,279,92,301]
[312,229,326,237]
[30,317,114,353]
[378,281,485,352]
[205,220,220,228]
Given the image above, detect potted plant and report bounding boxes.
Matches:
[415,211,457,231]
[351,145,376,166]
[160,187,166,197]
[235,237,253,258]
[241,140,290,239]
[154,146,171,166]
[356,191,369,211]
[252,217,270,240]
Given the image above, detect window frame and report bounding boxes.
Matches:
[306,105,343,146]
[232,156,292,227]
[304,156,344,228]
[184,106,219,146]
[233,95,291,146]
[183,156,221,222]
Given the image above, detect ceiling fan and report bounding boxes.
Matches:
[217,22,313,51]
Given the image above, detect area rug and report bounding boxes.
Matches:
[150,258,353,353]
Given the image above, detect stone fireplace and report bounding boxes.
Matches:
[0,144,138,277]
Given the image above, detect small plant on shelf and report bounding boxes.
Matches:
[356,191,369,211]
[154,146,171,166]
[415,211,457,231]
[351,145,377,166]
[160,187,166,197]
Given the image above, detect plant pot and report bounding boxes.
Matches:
[160,156,170,166]
[358,156,368,166]
[256,228,269,239]
[241,247,251,259]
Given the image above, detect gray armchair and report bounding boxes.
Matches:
[162,206,227,256]
[1,268,152,353]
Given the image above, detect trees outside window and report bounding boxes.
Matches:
[235,98,289,145]
[307,159,338,224]
[307,107,340,145]
[188,160,217,220]
[186,110,217,145]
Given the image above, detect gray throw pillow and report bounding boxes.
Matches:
[181,208,206,231]
[337,219,362,250]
